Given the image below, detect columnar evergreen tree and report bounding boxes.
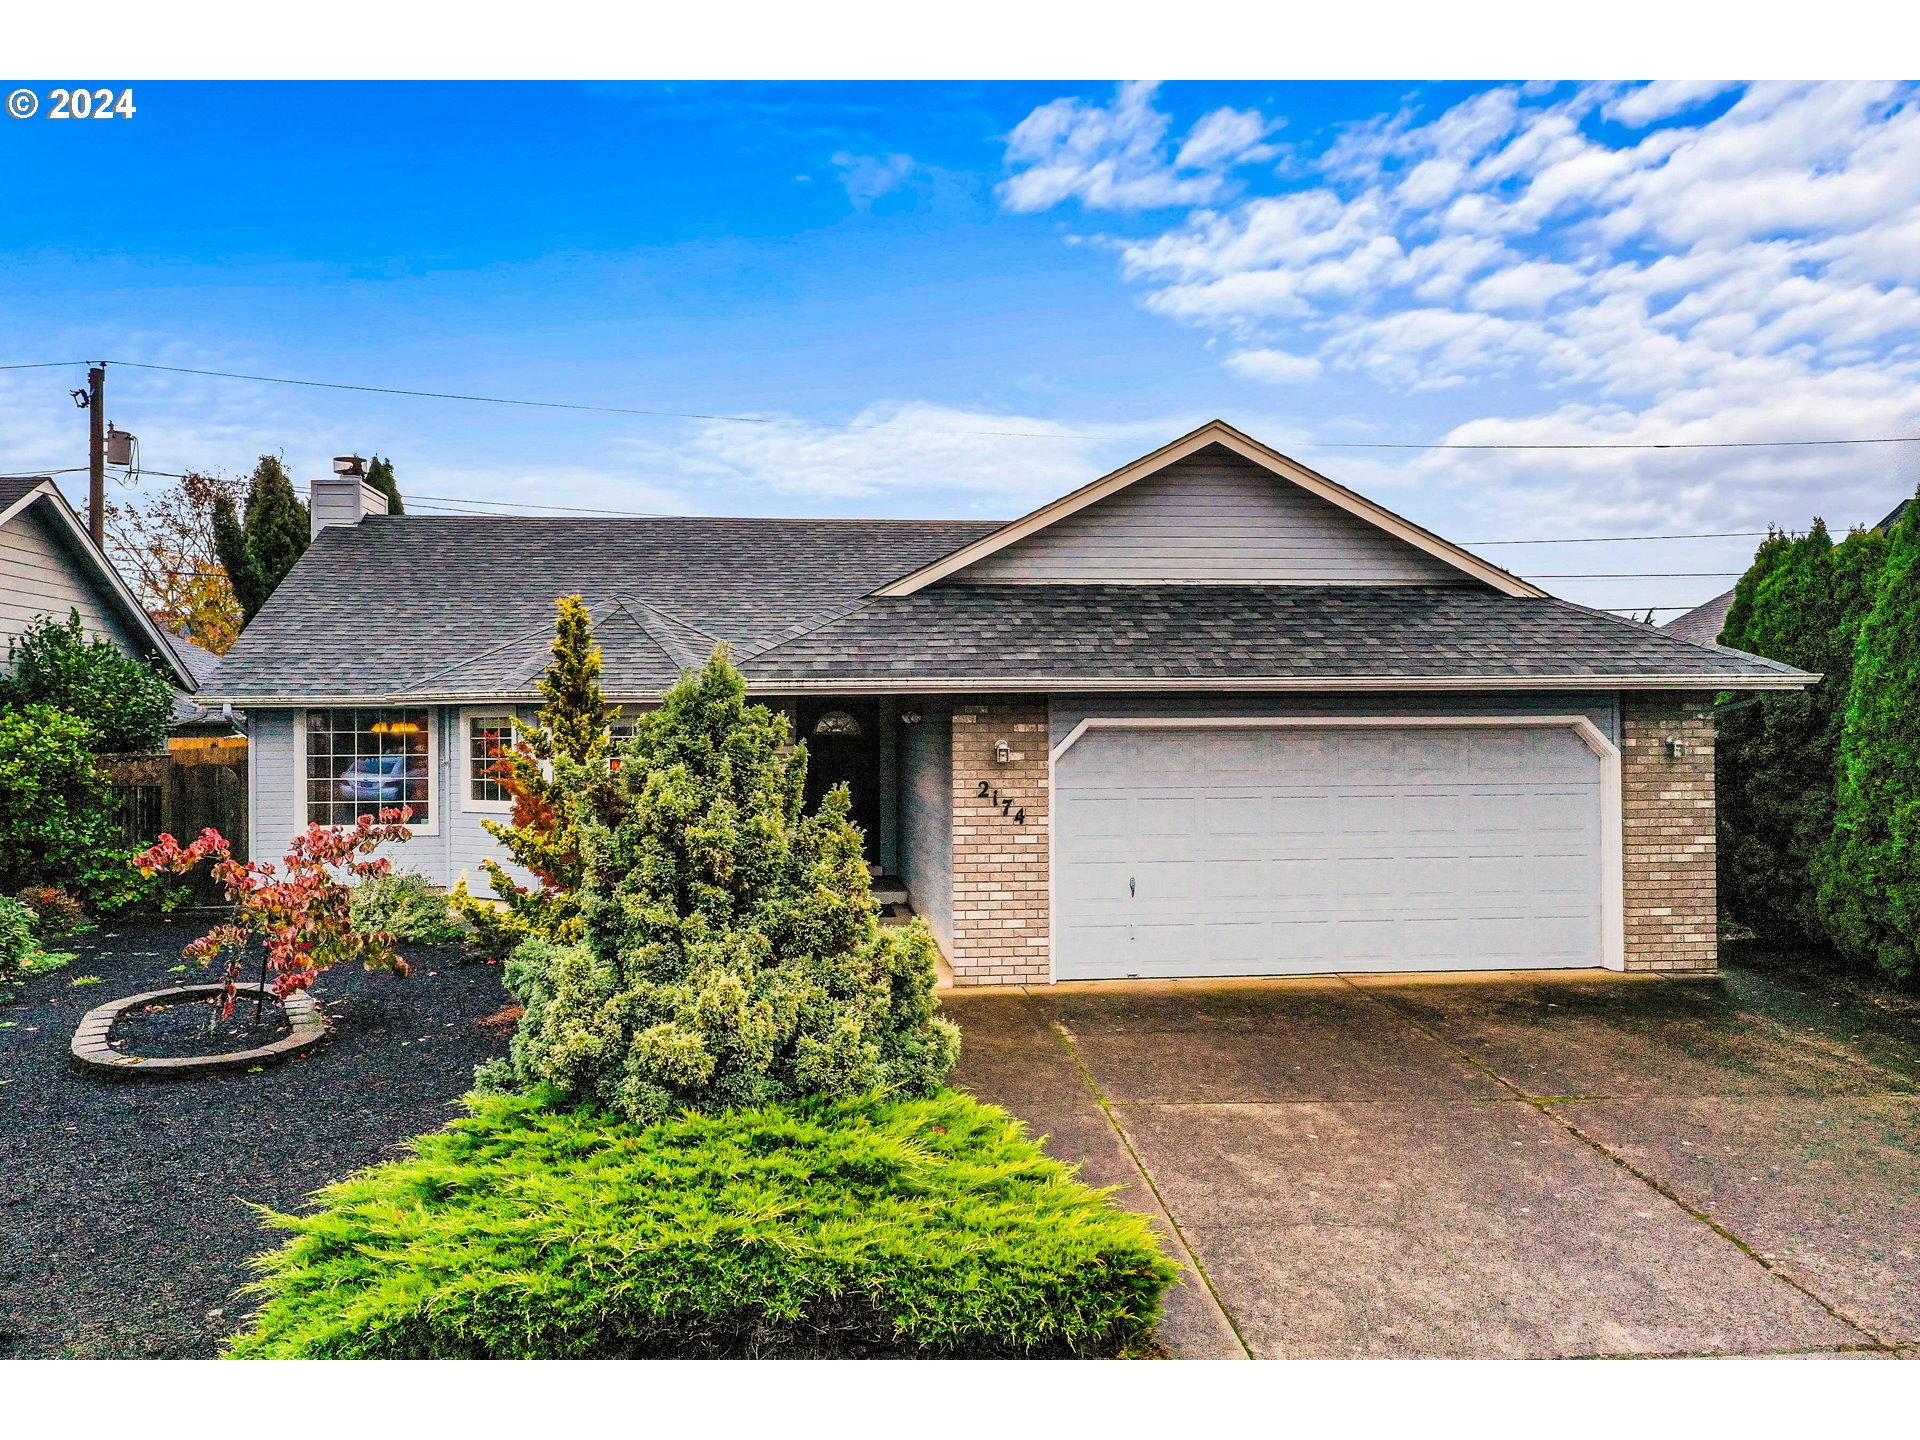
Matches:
[212,455,310,623]
[364,456,404,515]
[449,595,614,958]
[1818,490,1920,978]
[1715,522,1886,944]
[478,647,957,1124]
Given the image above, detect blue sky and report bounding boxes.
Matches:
[4,79,1919,616]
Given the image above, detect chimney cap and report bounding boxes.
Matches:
[332,455,368,479]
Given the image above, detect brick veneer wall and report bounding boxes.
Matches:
[1620,692,1718,973]
[949,700,1051,985]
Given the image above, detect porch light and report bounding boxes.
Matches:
[993,739,1011,765]
[899,707,922,726]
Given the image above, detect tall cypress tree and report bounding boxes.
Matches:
[364,455,404,515]
[213,455,311,625]
[211,493,265,620]
[1715,522,1884,945]
[1818,489,1920,978]
[450,595,614,958]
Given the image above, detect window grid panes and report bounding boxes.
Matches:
[306,709,430,827]
[469,716,518,803]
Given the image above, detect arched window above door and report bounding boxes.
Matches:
[811,709,862,737]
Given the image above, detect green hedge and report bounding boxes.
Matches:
[1716,522,1886,945]
[228,1089,1179,1358]
[1818,499,1920,979]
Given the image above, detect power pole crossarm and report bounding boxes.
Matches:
[87,363,105,544]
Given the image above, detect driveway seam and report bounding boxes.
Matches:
[1340,976,1898,1355]
[1020,991,1254,1360]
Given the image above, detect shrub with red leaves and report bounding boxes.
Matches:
[135,810,416,1016]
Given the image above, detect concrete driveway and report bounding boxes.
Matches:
[946,963,1920,1359]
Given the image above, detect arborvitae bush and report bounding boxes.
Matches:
[1818,490,1920,979]
[1715,522,1886,945]
[477,647,958,1124]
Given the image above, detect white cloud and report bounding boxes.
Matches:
[1225,348,1322,384]
[999,80,1920,569]
[1604,80,1740,128]
[832,151,917,206]
[1000,81,1281,213]
[647,402,1145,509]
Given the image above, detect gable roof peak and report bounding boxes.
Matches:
[870,422,1545,599]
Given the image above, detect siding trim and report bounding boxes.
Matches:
[874,421,1546,599]
[1047,713,1625,979]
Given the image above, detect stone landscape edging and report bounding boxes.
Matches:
[70,983,328,1079]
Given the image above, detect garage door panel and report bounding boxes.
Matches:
[1053,722,1607,981]
[1204,795,1269,837]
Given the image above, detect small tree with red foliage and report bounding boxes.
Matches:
[135,810,415,1017]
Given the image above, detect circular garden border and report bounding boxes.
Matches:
[70,983,328,1079]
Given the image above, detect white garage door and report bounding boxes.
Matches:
[1053,722,1606,980]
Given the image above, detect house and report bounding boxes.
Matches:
[208,421,1814,985]
[0,475,198,700]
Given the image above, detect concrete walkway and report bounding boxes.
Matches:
[946,965,1920,1359]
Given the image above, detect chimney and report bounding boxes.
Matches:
[310,454,390,540]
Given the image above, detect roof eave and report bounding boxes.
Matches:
[206,669,1817,708]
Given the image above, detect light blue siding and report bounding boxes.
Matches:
[897,703,953,955]
[956,447,1468,587]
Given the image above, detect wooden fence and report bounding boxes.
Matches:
[102,739,249,900]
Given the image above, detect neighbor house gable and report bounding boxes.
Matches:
[872,420,1545,598]
[0,477,196,689]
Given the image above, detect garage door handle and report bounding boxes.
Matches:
[1129,876,1135,898]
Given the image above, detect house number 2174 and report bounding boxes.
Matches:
[976,781,1025,824]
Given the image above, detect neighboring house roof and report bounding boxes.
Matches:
[1876,497,1910,533]
[0,476,197,692]
[1660,588,1737,646]
[209,429,1816,705]
[166,635,244,732]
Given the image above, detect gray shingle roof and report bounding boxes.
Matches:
[741,584,1812,689]
[0,476,52,510]
[208,511,1813,701]
[214,515,999,701]
[1660,588,1737,646]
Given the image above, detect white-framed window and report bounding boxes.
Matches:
[301,708,437,833]
[461,709,524,812]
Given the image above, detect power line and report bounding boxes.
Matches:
[11,357,1917,451]
[1469,529,1773,544]
[1525,571,1744,579]
[0,360,92,372]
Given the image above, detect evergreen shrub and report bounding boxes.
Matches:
[1818,492,1920,978]
[1715,522,1886,945]
[227,1089,1178,1358]
[350,872,464,945]
[477,648,958,1123]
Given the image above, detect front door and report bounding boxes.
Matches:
[796,700,880,861]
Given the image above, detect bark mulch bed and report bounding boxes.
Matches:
[0,919,511,1358]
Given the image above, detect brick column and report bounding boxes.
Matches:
[949,700,1050,985]
[1620,692,1718,973]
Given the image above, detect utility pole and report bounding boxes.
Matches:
[86,364,105,544]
